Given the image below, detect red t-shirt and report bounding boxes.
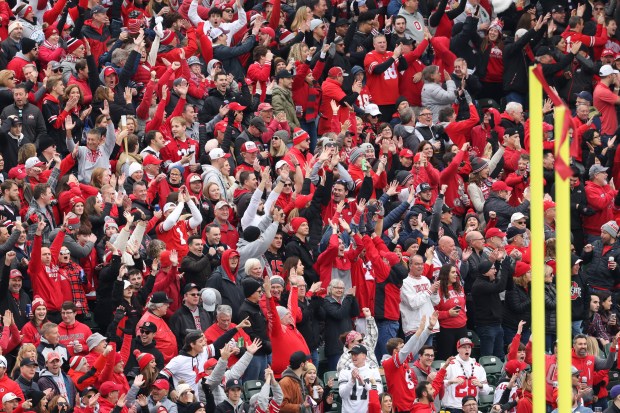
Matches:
[593,82,619,135]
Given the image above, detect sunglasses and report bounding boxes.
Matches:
[515,221,526,225]
[224,8,234,12]
[139,329,153,334]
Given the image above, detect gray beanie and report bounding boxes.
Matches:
[276,306,289,320]
[350,148,365,164]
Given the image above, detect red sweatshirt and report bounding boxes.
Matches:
[434,285,467,329]
[28,231,70,312]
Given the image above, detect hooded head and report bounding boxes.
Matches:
[221,249,240,280]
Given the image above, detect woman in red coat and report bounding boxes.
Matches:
[516,372,533,413]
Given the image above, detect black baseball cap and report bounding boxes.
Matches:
[349,344,368,355]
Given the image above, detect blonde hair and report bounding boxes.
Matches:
[291,7,310,32]
[18,143,37,164]
[11,343,37,376]
[586,335,600,357]
[0,70,15,87]
[288,43,308,63]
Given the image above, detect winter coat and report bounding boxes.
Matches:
[271,85,300,128]
[170,305,214,349]
[278,367,308,413]
[583,180,616,236]
[581,239,620,290]
[471,257,513,325]
[482,193,530,231]
[238,299,272,356]
[421,80,457,123]
[212,37,258,80]
[180,251,212,289]
[503,284,531,332]
[545,282,557,334]
[322,295,359,357]
[37,369,77,406]
[206,250,244,321]
[502,28,540,95]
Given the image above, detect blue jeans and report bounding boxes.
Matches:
[310,348,319,369]
[244,354,269,381]
[299,120,318,153]
[572,320,583,335]
[545,334,556,354]
[477,324,504,358]
[327,354,341,371]
[375,320,400,361]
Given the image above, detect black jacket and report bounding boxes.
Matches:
[545,282,557,334]
[471,257,512,325]
[170,305,214,349]
[123,336,166,375]
[199,87,241,124]
[322,295,359,356]
[502,28,542,95]
[206,266,245,322]
[581,239,620,290]
[238,299,272,355]
[483,193,530,231]
[180,252,212,289]
[374,263,408,321]
[214,399,249,413]
[285,236,319,285]
[503,284,531,332]
[0,263,30,329]
[294,294,325,350]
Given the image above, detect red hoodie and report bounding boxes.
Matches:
[443,104,480,147]
[583,180,616,235]
[28,231,70,312]
[58,321,92,357]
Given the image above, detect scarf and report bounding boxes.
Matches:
[42,40,60,51]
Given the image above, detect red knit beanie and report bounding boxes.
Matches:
[133,349,155,371]
[290,217,307,234]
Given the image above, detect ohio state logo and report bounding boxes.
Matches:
[570,281,581,300]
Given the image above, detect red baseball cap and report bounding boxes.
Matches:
[399,148,414,158]
[8,166,26,179]
[602,49,615,57]
[241,141,259,153]
[485,227,507,239]
[228,102,246,111]
[143,155,163,166]
[9,269,22,279]
[491,180,511,192]
[544,200,556,211]
[328,67,347,78]
[152,379,170,390]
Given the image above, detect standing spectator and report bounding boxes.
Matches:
[238,277,272,380]
[323,279,360,371]
[1,84,46,144]
[135,292,178,364]
[170,283,213,348]
[434,264,467,360]
[584,166,617,242]
[338,344,383,413]
[398,0,426,44]
[582,221,620,293]
[593,65,620,138]
[503,261,532,344]
[401,254,440,343]
[421,65,457,123]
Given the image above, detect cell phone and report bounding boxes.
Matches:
[454,305,462,311]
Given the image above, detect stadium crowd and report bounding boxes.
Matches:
[1,0,620,411]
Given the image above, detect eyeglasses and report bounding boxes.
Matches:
[283,183,293,187]
[420,112,432,116]
[60,251,70,255]
[224,8,234,12]
[423,353,435,358]
[272,136,280,140]
[139,329,153,334]
[187,293,200,296]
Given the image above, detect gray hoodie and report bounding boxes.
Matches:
[236,215,279,281]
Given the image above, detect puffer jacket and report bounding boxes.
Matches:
[271,85,300,128]
[206,250,244,322]
[421,80,457,123]
[581,239,620,290]
[545,282,557,334]
[502,284,531,332]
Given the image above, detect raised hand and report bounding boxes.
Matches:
[246,338,263,354]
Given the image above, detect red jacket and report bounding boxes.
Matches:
[443,104,480,147]
[28,232,69,312]
[68,75,94,106]
[152,267,181,317]
[0,374,25,400]
[400,41,429,107]
[82,20,111,64]
[7,55,31,83]
[348,164,387,197]
[440,149,469,216]
[292,61,324,123]
[583,181,617,235]
[505,170,529,207]
[503,146,527,176]
[286,147,313,178]
[318,78,350,135]
[411,164,440,202]
[21,321,44,346]
[470,108,501,156]
[267,290,310,377]
[247,61,272,102]
[314,234,358,288]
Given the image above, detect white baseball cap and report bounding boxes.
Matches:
[209,147,231,160]
[25,157,45,169]
[364,103,381,117]
[2,393,21,404]
[163,202,177,213]
[511,212,526,222]
[275,160,289,170]
[599,64,619,77]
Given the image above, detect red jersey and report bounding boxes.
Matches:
[160,137,200,164]
[156,220,193,259]
[364,50,400,105]
[593,82,619,135]
[356,85,372,109]
[382,352,417,412]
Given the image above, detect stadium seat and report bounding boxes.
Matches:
[467,330,481,359]
[431,360,445,371]
[478,388,495,412]
[325,400,340,412]
[324,371,339,388]
[479,356,504,386]
[243,379,264,399]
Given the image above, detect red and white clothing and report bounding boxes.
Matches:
[157,220,193,259]
[441,355,491,409]
[364,51,400,105]
[338,363,383,413]
[400,275,440,335]
[435,285,467,329]
[593,82,620,136]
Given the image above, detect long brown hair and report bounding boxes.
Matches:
[438,264,461,299]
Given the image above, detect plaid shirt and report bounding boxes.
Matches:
[59,261,89,315]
